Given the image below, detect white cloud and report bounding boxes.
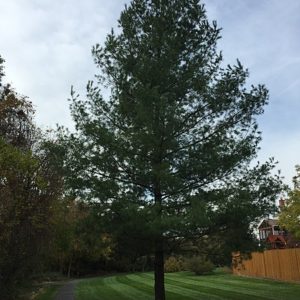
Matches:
[0,0,129,129]
[0,0,299,186]
[205,0,300,186]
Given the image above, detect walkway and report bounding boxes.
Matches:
[54,281,76,300]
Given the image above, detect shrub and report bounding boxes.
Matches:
[184,256,215,275]
[215,266,232,274]
[164,256,183,273]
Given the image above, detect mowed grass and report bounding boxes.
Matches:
[35,284,61,300]
[75,271,300,300]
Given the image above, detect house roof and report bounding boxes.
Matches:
[258,218,278,229]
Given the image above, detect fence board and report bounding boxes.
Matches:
[233,248,300,282]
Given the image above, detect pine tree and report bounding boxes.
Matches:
[67,1,283,299]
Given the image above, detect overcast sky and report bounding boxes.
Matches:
[0,0,299,186]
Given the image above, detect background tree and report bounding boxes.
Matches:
[279,166,300,239]
[0,57,64,299]
[292,165,300,189]
[0,56,4,85]
[66,1,283,299]
[50,197,115,277]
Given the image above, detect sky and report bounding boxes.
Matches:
[0,0,299,186]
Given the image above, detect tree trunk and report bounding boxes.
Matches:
[154,237,165,300]
[67,255,72,278]
[154,187,165,300]
[59,255,64,275]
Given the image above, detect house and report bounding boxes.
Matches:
[258,199,300,249]
[258,218,288,249]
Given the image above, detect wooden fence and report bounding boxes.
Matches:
[232,248,300,282]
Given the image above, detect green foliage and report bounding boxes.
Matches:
[0,59,64,299]
[184,256,215,275]
[66,0,283,240]
[49,199,115,277]
[279,192,300,239]
[279,166,300,239]
[0,139,40,298]
[164,256,183,273]
[292,165,300,189]
[0,55,4,85]
[65,0,284,298]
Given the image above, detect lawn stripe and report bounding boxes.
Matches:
[75,278,106,300]
[76,272,300,300]
[102,275,150,300]
[116,275,153,299]
[167,273,300,299]
[128,273,223,300]
[121,274,191,300]
[76,276,129,300]
[140,272,292,300]
[165,276,270,300]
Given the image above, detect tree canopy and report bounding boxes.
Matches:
[0,56,65,299]
[63,1,282,299]
[279,166,300,240]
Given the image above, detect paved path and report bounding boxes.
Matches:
[55,281,76,300]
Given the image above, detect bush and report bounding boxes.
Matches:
[184,256,215,275]
[215,266,232,274]
[164,256,183,273]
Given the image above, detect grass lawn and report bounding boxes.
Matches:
[75,271,300,300]
[34,284,62,300]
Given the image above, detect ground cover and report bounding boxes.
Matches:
[75,271,300,300]
[34,284,61,300]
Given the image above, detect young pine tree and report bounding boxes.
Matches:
[67,1,283,299]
